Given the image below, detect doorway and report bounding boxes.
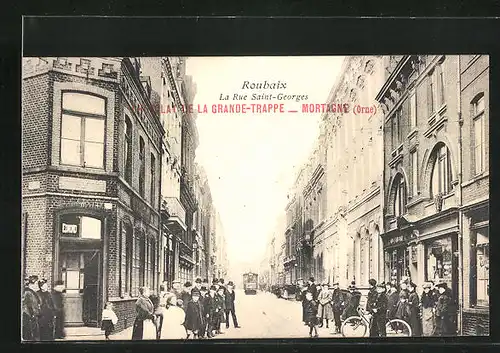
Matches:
[61,250,101,327]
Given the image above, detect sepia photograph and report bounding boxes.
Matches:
[21,54,489,341]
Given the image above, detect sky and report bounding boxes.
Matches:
[185,56,345,275]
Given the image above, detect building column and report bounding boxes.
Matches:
[416,242,425,294]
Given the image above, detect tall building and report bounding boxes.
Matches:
[376,55,489,335]
[22,57,163,331]
[194,163,213,280]
[159,57,187,288]
[314,56,385,287]
[213,211,228,279]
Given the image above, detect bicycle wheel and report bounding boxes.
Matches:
[385,319,412,337]
[341,316,368,337]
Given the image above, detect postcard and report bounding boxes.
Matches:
[21,55,489,340]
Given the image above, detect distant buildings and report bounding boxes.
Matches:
[266,55,489,335]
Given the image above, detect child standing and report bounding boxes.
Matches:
[304,291,319,338]
[101,302,118,340]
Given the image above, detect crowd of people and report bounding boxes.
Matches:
[22,275,241,341]
[129,277,241,340]
[297,276,457,338]
[22,276,66,341]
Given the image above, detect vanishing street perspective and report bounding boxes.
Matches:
[21,55,489,341]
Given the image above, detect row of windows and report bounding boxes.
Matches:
[58,91,159,206]
[123,224,156,297]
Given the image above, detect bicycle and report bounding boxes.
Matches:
[341,307,412,337]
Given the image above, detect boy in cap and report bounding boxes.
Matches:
[303,291,319,338]
[22,275,41,341]
[185,288,204,339]
[317,283,333,329]
[198,285,209,338]
[369,283,388,337]
[194,278,203,291]
[215,286,226,334]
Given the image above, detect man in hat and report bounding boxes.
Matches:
[185,288,204,339]
[22,275,41,340]
[342,282,361,321]
[369,283,388,337]
[386,282,400,331]
[218,278,228,296]
[181,282,193,312]
[215,286,226,334]
[212,278,220,291]
[37,278,55,341]
[331,282,343,333]
[194,278,203,291]
[224,281,240,329]
[435,282,453,336]
[421,282,436,336]
[205,285,218,338]
[317,283,333,329]
[307,277,318,301]
[366,279,378,314]
[198,285,209,338]
[52,280,66,339]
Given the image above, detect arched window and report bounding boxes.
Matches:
[394,174,407,217]
[431,144,453,197]
[61,92,106,168]
[471,93,486,175]
[139,137,146,197]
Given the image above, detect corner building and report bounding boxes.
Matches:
[22,57,163,331]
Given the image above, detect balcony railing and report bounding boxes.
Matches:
[162,197,187,231]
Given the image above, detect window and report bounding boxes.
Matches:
[139,137,145,197]
[470,225,489,307]
[438,63,445,106]
[125,225,133,295]
[425,237,453,287]
[472,94,486,175]
[124,116,133,183]
[150,153,156,204]
[428,72,435,115]
[60,214,102,239]
[391,108,402,149]
[431,144,453,197]
[61,92,106,168]
[411,150,418,196]
[133,232,145,295]
[409,93,417,129]
[394,175,407,217]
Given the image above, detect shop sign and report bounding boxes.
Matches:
[62,223,78,234]
[386,231,417,247]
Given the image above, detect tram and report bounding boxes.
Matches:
[242,272,258,295]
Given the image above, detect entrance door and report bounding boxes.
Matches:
[61,251,101,327]
[83,251,100,326]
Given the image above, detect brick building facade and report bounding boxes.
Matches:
[22,57,163,331]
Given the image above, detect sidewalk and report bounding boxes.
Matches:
[61,326,134,341]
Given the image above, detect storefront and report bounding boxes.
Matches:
[383,230,413,284]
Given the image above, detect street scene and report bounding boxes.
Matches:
[21,55,489,341]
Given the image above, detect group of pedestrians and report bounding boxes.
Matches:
[130,277,241,340]
[296,276,456,338]
[22,275,66,341]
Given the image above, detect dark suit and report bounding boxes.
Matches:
[22,287,41,341]
[370,292,388,337]
[185,300,204,337]
[224,289,239,328]
[51,290,65,339]
[37,291,55,341]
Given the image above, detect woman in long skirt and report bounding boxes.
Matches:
[421,283,436,336]
[132,287,157,340]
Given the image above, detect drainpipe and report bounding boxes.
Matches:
[457,55,464,335]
